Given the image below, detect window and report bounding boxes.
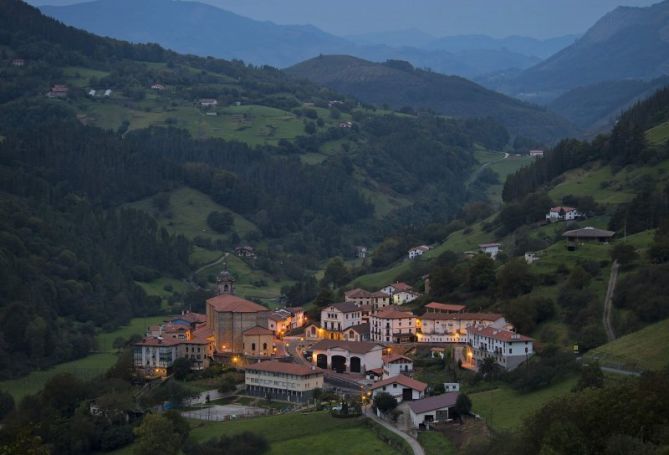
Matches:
[263,343,267,350]
[252,343,256,351]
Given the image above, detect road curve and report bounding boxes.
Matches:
[365,408,425,455]
[603,260,619,342]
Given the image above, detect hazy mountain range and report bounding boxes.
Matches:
[40,0,570,78]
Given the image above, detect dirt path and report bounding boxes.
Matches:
[603,260,619,342]
[468,151,509,184]
[187,252,228,289]
[364,408,425,455]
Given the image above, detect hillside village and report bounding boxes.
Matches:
[1,1,669,455]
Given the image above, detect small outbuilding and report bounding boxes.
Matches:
[562,226,615,243]
[408,392,460,429]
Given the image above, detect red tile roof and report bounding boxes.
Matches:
[479,242,502,248]
[326,302,360,313]
[345,288,372,299]
[373,308,415,320]
[207,294,267,313]
[425,302,466,313]
[246,361,322,377]
[389,282,413,292]
[310,340,384,354]
[136,336,181,347]
[174,312,206,323]
[419,312,504,322]
[550,206,576,212]
[371,374,427,392]
[243,326,274,336]
[383,354,413,364]
[469,326,533,342]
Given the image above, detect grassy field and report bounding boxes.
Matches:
[128,187,257,248]
[646,120,669,146]
[418,432,457,455]
[470,377,577,431]
[111,412,402,455]
[586,318,669,371]
[0,315,165,400]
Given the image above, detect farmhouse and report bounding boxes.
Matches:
[11,58,25,67]
[199,98,218,107]
[408,393,459,429]
[151,83,166,90]
[529,150,544,158]
[563,226,615,243]
[47,84,69,98]
[382,354,414,378]
[479,242,502,259]
[235,245,256,258]
[465,326,534,371]
[310,340,384,373]
[245,361,323,403]
[370,307,416,343]
[408,245,430,260]
[371,374,427,402]
[320,302,362,333]
[546,206,581,222]
[424,302,465,314]
[356,245,368,259]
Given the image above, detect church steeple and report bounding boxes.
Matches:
[216,262,235,295]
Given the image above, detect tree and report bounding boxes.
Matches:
[320,257,349,288]
[133,414,182,455]
[373,392,398,413]
[574,362,604,391]
[206,211,234,234]
[467,255,496,292]
[0,390,14,420]
[164,410,190,444]
[610,243,639,269]
[478,357,502,380]
[497,258,535,298]
[172,357,192,381]
[454,393,472,416]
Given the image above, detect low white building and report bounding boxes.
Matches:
[370,307,416,343]
[465,326,534,371]
[245,361,323,403]
[371,374,427,402]
[479,243,502,259]
[382,354,414,378]
[408,245,430,260]
[444,383,460,392]
[529,150,544,158]
[199,98,218,107]
[546,206,581,222]
[320,302,362,332]
[408,393,459,429]
[310,340,384,374]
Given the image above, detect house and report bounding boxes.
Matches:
[546,206,581,222]
[151,83,166,90]
[88,89,97,97]
[284,307,307,329]
[11,58,25,67]
[382,354,414,378]
[416,312,508,343]
[524,252,539,264]
[261,308,301,336]
[356,246,368,259]
[339,121,353,128]
[408,245,430,260]
[199,98,218,108]
[479,243,502,259]
[104,89,112,97]
[310,340,384,373]
[235,245,256,258]
[245,361,323,403]
[408,393,459,429]
[563,226,615,243]
[464,326,534,371]
[242,326,274,357]
[370,307,416,343]
[380,282,420,305]
[343,323,370,342]
[370,374,427,402]
[424,302,465,314]
[345,289,392,310]
[47,84,69,98]
[529,150,544,158]
[320,302,362,333]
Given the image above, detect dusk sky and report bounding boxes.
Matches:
[28,0,661,38]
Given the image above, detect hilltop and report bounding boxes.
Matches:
[491,0,669,103]
[287,55,579,143]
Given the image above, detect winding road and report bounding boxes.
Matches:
[187,252,228,289]
[603,260,619,342]
[467,151,510,186]
[365,408,425,455]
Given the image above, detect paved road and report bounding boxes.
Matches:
[603,260,619,342]
[365,408,425,455]
[601,366,642,377]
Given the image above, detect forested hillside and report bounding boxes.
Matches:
[0,0,509,378]
[287,55,579,143]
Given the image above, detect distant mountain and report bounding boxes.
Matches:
[424,34,577,59]
[287,55,579,143]
[496,0,669,102]
[41,0,543,78]
[346,29,437,48]
[548,77,669,133]
[41,0,350,68]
